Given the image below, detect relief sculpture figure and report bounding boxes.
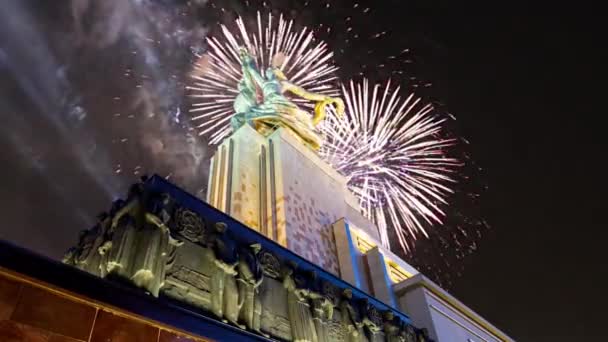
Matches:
[64,213,111,277]
[403,323,417,342]
[237,243,269,337]
[359,299,384,342]
[133,211,181,297]
[283,266,318,342]
[383,312,402,342]
[204,222,244,328]
[340,289,367,342]
[106,194,182,297]
[309,274,336,342]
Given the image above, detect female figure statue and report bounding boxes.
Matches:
[283,265,318,342]
[359,299,384,342]
[383,311,402,342]
[403,324,418,342]
[237,243,269,337]
[232,48,344,151]
[204,222,243,328]
[67,217,109,277]
[308,273,336,342]
[339,289,367,342]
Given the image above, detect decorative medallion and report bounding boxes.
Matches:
[258,250,281,279]
[175,207,206,243]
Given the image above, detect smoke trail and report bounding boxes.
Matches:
[69,0,209,192]
[0,0,210,258]
[0,1,123,199]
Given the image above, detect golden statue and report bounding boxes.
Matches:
[232,48,344,150]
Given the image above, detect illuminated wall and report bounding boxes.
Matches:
[395,275,514,342]
[0,268,209,342]
[207,126,381,275]
[332,219,418,306]
[205,126,513,341]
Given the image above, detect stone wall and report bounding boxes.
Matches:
[208,126,363,276]
[59,175,432,342]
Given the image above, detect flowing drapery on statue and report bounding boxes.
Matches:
[340,289,368,342]
[231,48,344,151]
[237,243,269,337]
[205,222,244,328]
[283,266,319,342]
[309,273,336,342]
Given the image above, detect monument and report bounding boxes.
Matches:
[0,49,512,342]
[56,49,438,341]
[200,49,515,341]
[207,49,379,276]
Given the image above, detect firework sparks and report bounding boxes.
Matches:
[188,11,339,144]
[320,79,460,252]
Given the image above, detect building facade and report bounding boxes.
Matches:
[0,126,513,341]
[206,126,514,342]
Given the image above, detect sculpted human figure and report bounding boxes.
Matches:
[232,48,344,151]
[383,311,402,342]
[339,289,367,342]
[135,209,182,297]
[283,265,318,342]
[146,192,177,228]
[358,298,383,342]
[204,222,243,328]
[307,272,335,342]
[67,212,111,277]
[403,324,417,342]
[237,243,268,337]
[417,328,430,342]
[107,214,140,279]
[62,247,77,265]
[67,197,136,280]
[99,195,177,297]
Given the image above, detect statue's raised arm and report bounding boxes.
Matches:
[238,48,265,90]
[280,81,345,126]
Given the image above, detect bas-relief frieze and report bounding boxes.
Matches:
[63,178,432,342]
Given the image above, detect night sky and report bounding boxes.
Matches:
[0,1,603,341]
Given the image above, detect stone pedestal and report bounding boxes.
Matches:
[207,126,380,276]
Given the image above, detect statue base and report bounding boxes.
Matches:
[207,125,380,275]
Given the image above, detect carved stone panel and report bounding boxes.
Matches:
[161,240,214,311]
[162,267,211,311]
[259,277,291,340]
[174,208,207,244]
[63,179,435,342]
[169,241,214,278]
[258,250,281,279]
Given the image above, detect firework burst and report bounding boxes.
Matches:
[320,79,460,252]
[188,11,339,144]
